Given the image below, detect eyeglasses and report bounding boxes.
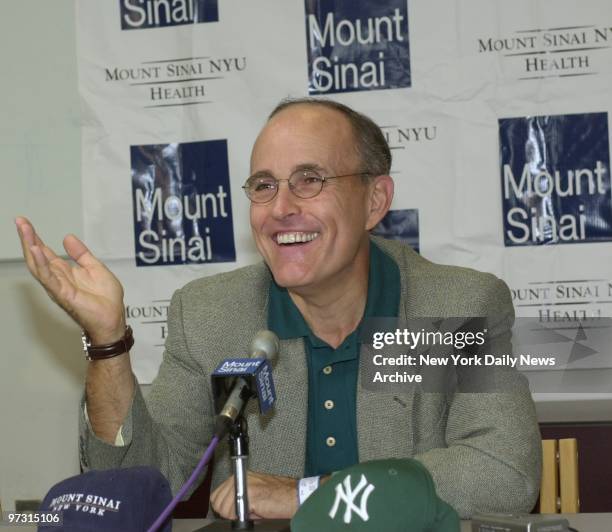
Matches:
[242,169,370,203]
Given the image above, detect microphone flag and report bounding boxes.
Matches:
[211,358,276,415]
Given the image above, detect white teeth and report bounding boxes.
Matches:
[276,232,320,245]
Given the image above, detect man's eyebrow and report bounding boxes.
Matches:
[293,163,326,173]
[248,170,274,179]
[249,163,327,179]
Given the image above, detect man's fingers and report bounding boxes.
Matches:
[15,218,38,271]
[214,480,234,517]
[63,234,100,269]
[15,217,35,246]
[211,477,237,520]
[30,245,62,295]
[16,217,59,272]
[16,221,103,278]
[220,498,236,520]
[210,482,224,514]
[32,230,59,262]
[16,220,77,297]
[211,472,296,521]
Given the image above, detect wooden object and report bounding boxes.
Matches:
[558,438,580,513]
[540,439,559,513]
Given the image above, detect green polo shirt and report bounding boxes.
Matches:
[267,242,400,477]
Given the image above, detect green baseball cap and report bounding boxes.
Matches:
[291,459,459,531]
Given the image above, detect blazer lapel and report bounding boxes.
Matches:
[357,264,418,463]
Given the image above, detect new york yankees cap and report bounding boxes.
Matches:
[291,458,460,531]
[37,466,172,531]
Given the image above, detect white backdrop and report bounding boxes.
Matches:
[76,0,612,382]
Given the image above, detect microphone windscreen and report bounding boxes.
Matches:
[291,459,459,532]
[38,466,172,531]
[250,329,280,361]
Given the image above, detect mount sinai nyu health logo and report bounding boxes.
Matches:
[120,0,218,30]
[305,0,411,95]
[499,112,612,247]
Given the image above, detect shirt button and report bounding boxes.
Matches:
[324,399,335,410]
[326,436,336,447]
[322,365,332,375]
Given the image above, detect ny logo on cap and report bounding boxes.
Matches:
[329,474,375,524]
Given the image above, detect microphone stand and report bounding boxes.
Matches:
[230,417,253,530]
[198,416,290,532]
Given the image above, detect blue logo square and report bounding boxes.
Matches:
[120,0,218,30]
[499,112,612,246]
[131,140,236,266]
[372,209,419,253]
[305,0,411,94]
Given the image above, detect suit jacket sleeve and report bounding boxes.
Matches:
[412,276,542,518]
[79,287,213,495]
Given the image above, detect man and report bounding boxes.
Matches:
[16,98,541,520]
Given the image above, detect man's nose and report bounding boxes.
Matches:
[270,180,300,219]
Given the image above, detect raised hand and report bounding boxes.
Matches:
[15,216,126,344]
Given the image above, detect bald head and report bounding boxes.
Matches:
[251,103,361,177]
[265,98,392,177]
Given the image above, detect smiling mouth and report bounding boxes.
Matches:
[275,232,320,245]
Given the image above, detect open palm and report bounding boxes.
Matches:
[16,217,126,344]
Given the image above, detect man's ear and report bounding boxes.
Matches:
[365,175,394,231]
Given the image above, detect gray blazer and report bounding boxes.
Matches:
[80,237,541,518]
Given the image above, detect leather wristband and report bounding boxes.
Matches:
[81,325,134,361]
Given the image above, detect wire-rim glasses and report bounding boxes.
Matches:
[242,169,370,203]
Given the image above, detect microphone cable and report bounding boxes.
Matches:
[146,435,220,532]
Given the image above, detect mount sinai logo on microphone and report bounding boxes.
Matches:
[499,112,612,247]
[217,360,262,373]
[305,0,411,95]
[119,0,218,30]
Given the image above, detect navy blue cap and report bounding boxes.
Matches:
[38,466,172,531]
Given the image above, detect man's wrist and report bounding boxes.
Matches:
[86,316,128,345]
[82,325,133,361]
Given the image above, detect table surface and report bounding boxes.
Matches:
[1,513,609,531]
[173,514,611,532]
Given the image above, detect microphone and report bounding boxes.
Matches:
[211,330,279,438]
